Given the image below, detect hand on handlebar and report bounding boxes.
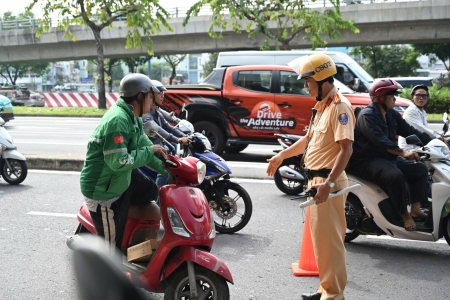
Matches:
[151,145,168,160]
[402,151,421,162]
[177,137,191,146]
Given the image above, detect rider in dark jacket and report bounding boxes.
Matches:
[142,80,190,188]
[347,78,432,231]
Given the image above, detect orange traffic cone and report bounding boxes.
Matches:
[291,211,319,276]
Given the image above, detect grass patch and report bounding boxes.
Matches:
[13,106,108,116]
[427,114,446,121]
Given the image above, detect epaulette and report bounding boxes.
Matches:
[334,94,341,104]
[325,97,333,106]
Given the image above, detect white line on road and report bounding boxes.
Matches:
[366,235,446,244]
[27,211,77,218]
[16,141,87,146]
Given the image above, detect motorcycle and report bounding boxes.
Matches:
[67,153,233,299]
[140,120,253,234]
[0,109,27,185]
[272,133,307,195]
[344,118,450,246]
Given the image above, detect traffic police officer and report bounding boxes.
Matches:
[267,54,355,300]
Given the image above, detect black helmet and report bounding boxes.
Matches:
[151,80,167,92]
[119,73,159,98]
[410,84,429,97]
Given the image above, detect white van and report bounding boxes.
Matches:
[216,50,374,92]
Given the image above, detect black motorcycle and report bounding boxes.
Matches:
[273,134,308,195]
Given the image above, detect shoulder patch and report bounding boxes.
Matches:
[338,113,349,125]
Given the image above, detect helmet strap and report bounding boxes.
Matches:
[316,80,325,101]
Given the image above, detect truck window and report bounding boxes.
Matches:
[280,71,309,96]
[235,71,272,93]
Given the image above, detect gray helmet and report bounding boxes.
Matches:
[151,80,167,92]
[119,73,159,98]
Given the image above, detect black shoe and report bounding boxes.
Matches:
[301,292,321,300]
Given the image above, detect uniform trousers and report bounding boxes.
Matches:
[307,173,348,300]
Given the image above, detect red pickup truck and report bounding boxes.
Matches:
[162,65,410,155]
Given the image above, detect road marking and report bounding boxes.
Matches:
[16,141,87,146]
[27,211,77,218]
[29,170,81,175]
[366,235,447,244]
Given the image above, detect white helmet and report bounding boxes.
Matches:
[178,119,194,134]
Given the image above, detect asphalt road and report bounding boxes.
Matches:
[5,116,282,162]
[1,171,449,300]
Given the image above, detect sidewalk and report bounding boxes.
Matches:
[25,154,272,180]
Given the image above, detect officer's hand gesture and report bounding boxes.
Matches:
[311,182,331,205]
[266,155,283,177]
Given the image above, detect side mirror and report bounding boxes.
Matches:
[443,112,448,123]
[443,121,449,135]
[353,78,360,91]
[405,134,423,146]
[181,104,188,120]
[143,120,159,137]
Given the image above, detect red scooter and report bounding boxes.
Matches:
[67,155,233,299]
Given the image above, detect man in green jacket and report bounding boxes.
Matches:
[80,73,168,251]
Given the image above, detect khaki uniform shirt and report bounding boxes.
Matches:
[305,87,355,170]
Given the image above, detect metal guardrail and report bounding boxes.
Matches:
[0,0,427,31]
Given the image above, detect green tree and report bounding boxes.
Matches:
[163,55,187,84]
[123,56,150,73]
[104,58,122,92]
[26,0,172,109]
[0,62,50,86]
[184,0,359,50]
[412,43,450,72]
[138,61,171,81]
[202,52,218,78]
[350,45,420,78]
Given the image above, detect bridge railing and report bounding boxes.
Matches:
[0,0,427,30]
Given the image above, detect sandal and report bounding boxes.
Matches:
[403,218,416,231]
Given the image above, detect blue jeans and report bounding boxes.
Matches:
[156,173,168,189]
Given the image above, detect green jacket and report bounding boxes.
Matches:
[80,98,167,200]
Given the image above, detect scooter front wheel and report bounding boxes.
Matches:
[0,159,28,185]
[442,213,450,247]
[274,162,306,195]
[212,182,252,234]
[164,265,230,300]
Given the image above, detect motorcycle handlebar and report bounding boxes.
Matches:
[298,184,361,209]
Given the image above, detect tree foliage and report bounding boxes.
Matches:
[26,0,172,108]
[123,57,149,73]
[350,45,420,78]
[184,0,359,50]
[0,62,50,86]
[138,61,171,81]
[202,52,219,78]
[163,55,187,84]
[412,43,450,71]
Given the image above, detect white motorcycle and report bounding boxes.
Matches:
[344,117,450,246]
[0,110,27,185]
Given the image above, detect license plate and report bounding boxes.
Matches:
[445,202,450,212]
[2,109,12,113]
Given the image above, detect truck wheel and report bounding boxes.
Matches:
[225,144,248,153]
[194,121,225,155]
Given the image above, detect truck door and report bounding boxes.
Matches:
[223,70,275,138]
[274,70,316,136]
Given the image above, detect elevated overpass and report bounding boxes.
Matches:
[0,0,448,63]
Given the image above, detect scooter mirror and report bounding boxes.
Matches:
[405,134,423,146]
[143,120,160,137]
[443,112,448,123]
[443,121,449,135]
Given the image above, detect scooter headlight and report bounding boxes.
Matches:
[436,146,450,160]
[167,207,190,238]
[197,161,206,184]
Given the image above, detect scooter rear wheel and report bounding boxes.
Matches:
[442,213,450,247]
[164,265,230,300]
[0,159,28,185]
[274,162,305,195]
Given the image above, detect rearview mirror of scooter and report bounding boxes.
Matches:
[443,113,449,135]
[443,112,448,123]
[405,134,423,146]
[143,120,159,137]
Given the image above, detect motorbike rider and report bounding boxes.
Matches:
[399,84,450,150]
[142,80,190,189]
[80,73,168,252]
[267,53,355,300]
[346,78,432,231]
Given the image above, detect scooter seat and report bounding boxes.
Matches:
[128,202,161,221]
